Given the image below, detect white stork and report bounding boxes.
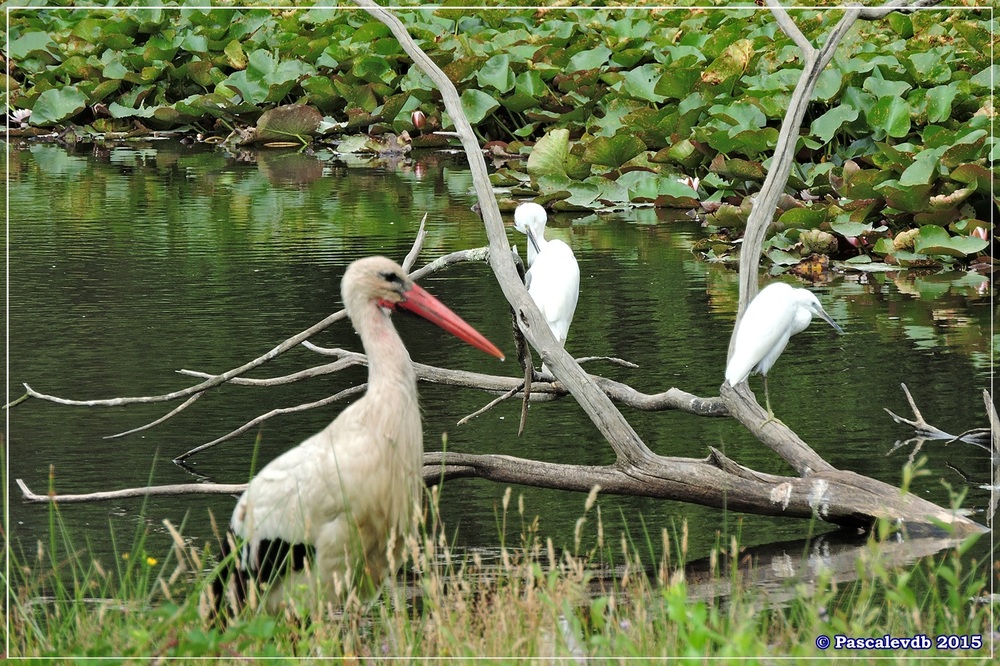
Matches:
[512,203,580,374]
[213,256,504,616]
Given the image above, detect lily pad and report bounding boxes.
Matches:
[810,104,859,144]
[527,129,570,178]
[255,104,323,143]
[875,179,933,212]
[867,97,910,138]
[581,134,646,169]
[458,89,499,125]
[477,54,515,93]
[913,225,989,257]
[940,130,987,169]
[31,87,88,125]
[777,206,828,229]
[829,217,872,239]
[701,39,752,87]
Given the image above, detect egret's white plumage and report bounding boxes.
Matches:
[725,282,843,415]
[513,203,580,371]
[215,257,503,616]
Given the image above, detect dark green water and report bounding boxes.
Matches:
[6,142,994,571]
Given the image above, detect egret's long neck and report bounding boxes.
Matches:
[526,224,548,266]
[353,301,417,399]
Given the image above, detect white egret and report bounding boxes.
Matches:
[725,282,843,417]
[513,202,580,373]
[214,256,504,616]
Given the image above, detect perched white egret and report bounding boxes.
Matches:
[725,282,843,417]
[513,203,580,373]
[214,257,504,617]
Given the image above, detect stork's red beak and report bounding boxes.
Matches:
[398,283,505,360]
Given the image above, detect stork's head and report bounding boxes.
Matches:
[341,256,504,359]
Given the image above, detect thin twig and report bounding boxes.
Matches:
[105,393,203,440]
[172,384,366,462]
[883,383,956,439]
[457,382,524,426]
[402,213,428,272]
[16,477,247,503]
[575,356,640,369]
[177,357,362,386]
[22,310,347,407]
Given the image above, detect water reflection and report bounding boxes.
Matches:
[7,142,993,571]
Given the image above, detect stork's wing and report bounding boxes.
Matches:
[229,433,353,573]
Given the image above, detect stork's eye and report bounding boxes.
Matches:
[378,270,405,286]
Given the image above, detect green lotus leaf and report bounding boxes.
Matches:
[30,87,88,125]
[108,100,156,119]
[301,76,339,110]
[777,206,828,229]
[875,180,933,212]
[940,130,987,169]
[898,151,940,187]
[906,51,951,85]
[514,70,547,98]
[11,32,58,61]
[256,104,323,142]
[872,237,896,255]
[458,89,499,125]
[351,56,395,85]
[926,83,959,124]
[621,64,665,103]
[814,68,843,102]
[949,164,996,194]
[527,128,570,178]
[224,40,247,70]
[477,54,514,93]
[701,39,752,87]
[867,97,911,138]
[567,46,612,73]
[766,248,802,266]
[887,13,913,38]
[442,56,487,84]
[913,208,960,227]
[810,104,859,144]
[913,225,988,257]
[500,93,536,114]
[830,216,872,238]
[969,65,999,91]
[582,134,646,169]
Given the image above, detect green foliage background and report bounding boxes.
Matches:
[6,2,996,267]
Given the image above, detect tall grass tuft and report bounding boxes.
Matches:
[5,474,995,661]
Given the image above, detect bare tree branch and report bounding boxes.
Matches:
[16,477,246,503]
[105,393,203,440]
[173,384,366,462]
[402,213,428,272]
[419,451,983,532]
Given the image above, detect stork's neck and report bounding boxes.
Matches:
[355,301,417,397]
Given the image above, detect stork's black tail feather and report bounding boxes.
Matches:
[210,531,314,623]
[210,530,250,624]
